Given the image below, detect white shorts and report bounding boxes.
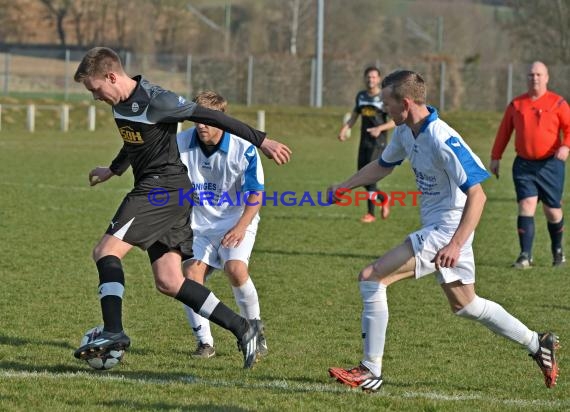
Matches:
[192,228,257,270]
[408,224,475,285]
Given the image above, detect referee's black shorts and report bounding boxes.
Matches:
[512,155,565,208]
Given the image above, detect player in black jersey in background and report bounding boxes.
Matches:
[72,47,291,369]
[338,66,395,223]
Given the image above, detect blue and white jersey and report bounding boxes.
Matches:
[380,107,490,228]
[177,128,265,236]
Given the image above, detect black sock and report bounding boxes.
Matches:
[517,216,534,256]
[547,218,564,255]
[367,199,375,215]
[175,278,248,339]
[96,255,124,333]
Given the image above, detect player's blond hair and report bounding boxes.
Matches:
[381,70,426,105]
[193,90,227,113]
[74,47,125,82]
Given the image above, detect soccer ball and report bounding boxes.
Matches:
[80,326,124,370]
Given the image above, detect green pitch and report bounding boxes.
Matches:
[0,106,567,411]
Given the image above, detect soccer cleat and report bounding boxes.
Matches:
[380,196,390,220]
[552,249,566,267]
[237,320,260,369]
[328,363,383,392]
[256,320,269,357]
[74,330,130,360]
[360,213,376,223]
[512,253,533,269]
[191,342,216,359]
[530,332,560,388]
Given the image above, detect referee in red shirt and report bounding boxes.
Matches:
[490,61,570,268]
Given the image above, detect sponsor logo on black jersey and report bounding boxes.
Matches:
[119,126,144,144]
[361,107,377,117]
[131,102,139,112]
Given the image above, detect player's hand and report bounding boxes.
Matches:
[555,145,569,162]
[222,225,247,248]
[366,126,382,138]
[326,185,350,204]
[431,243,461,270]
[89,167,114,186]
[338,125,349,141]
[489,159,500,179]
[260,138,292,165]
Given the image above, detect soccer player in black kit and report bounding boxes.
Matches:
[72,47,291,369]
[338,66,395,222]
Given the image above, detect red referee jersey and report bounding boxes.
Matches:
[491,90,570,160]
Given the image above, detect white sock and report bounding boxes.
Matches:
[456,296,538,353]
[184,304,213,346]
[232,277,261,320]
[360,281,388,377]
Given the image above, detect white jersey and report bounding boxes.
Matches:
[380,107,490,228]
[177,128,265,236]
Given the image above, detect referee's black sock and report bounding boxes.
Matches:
[517,216,534,256]
[175,278,248,339]
[547,218,564,255]
[96,255,125,333]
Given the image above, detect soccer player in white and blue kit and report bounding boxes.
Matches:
[177,91,267,359]
[328,70,559,391]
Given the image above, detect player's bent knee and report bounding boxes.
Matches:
[154,279,179,297]
[454,296,485,320]
[358,265,376,281]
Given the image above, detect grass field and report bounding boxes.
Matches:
[0,104,568,411]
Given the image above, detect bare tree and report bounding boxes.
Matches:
[505,0,570,63]
[0,0,28,42]
[288,0,312,55]
[38,0,73,46]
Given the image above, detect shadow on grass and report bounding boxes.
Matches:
[99,400,249,412]
[255,248,378,261]
[0,334,150,355]
[1,360,496,398]
[0,335,74,349]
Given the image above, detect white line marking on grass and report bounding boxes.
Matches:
[1,369,567,408]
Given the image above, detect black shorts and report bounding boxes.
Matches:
[106,174,193,251]
[357,137,387,170]
[512,156,565,208]
[358,138,386,192]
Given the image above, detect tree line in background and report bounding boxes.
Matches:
[1,0,569,66]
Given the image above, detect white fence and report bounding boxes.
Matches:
[0,104,95,132]
[5,49,570,111]
[0,104,266,132]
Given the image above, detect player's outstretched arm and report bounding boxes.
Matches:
[367,119,396,138]
[259,138,292,165]
[328,160,393,202]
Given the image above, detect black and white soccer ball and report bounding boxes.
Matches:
[80,325,124,370]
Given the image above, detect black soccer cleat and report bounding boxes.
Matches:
[74,330,131,360]
[237,320,260,369]
[256,320,268,357]
[552,249,566,267]
[530,332,560,388]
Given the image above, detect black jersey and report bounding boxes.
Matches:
[353,90,389,143]
[109,76,265,185]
